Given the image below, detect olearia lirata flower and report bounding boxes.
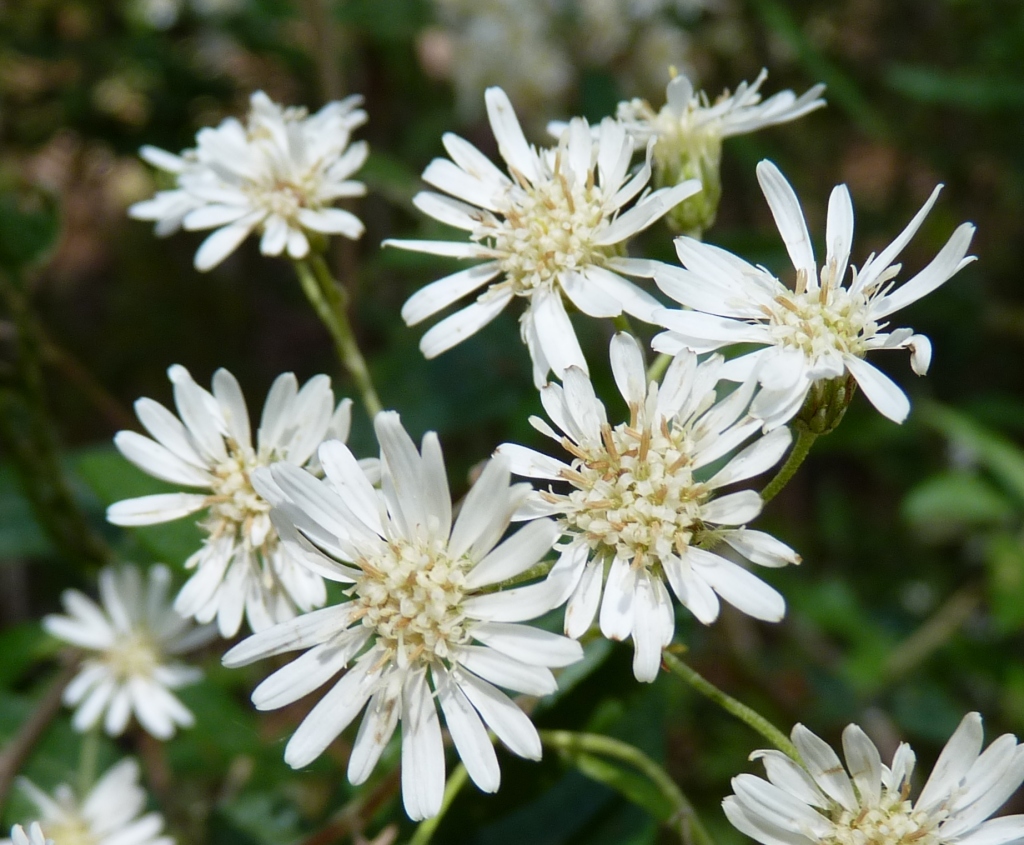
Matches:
[385,86,700,387]
[42,564,214,740]
[725,712,1024,845]
[223,411,582,821]
[653,160,976,431]
[107,366,371,637]
[129,90,368,270]
[4,759,174,845]
[496,333,800,682]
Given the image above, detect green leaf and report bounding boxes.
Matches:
[885,65,1024,111]
[568,752,675,823]
[0,190,60,273]
[985,532,1024,634]
[0,463,53,559]
[921,403,1024,506]
[903,470,1015,541]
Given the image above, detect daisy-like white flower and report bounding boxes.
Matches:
[6,759,174,845]
[42,564,213,740]
[652,160,977,430]
[725,712,1024,845]
[129,90,368,271]
[7,825,51,845]
[384,86,700,387]
[107,366,366,637]
[224,411,582,820]
[495,333,800,682]
[613,70,825,234]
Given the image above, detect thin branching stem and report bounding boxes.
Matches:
[662,651,799,761]
[294,256,383,417]
[540,729,716,845]
[759,428,818,504]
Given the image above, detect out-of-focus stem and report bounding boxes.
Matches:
[759,428,818,505]
[540,729,715,845]
[662,651,799,761]
[294,256,383,417]
[646,352,672,383]
[407,763,468,845]
[0,651,81,814]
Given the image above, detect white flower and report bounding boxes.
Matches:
[652,160,977,429]
[725,712,1024,845]
[42,565,213,740]
[7,825,51,845]
[384,86,700,387]
[223,411,581,820]
[129,90,368,271]
[107,366,367,637]
[5,759,173,845]
[616,69,826,151]
[495,333,800,682]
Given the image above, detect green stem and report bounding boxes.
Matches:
[540,730,715,845]
[759,428,818,505]
[613,314,636,334]
[662,651,799,761]
[408,762,468,845]
[294,256,383,417]
[78,723,101,796]
[646,352,672,383]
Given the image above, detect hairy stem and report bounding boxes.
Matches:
[541,729,715,845]
[294,256,383,417]
[759,428,818,505]
[662,651,799,761]
[408,763,469,845]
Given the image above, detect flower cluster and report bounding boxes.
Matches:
[129,90,368,270]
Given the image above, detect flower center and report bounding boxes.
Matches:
[477,157,612,296]
[766,270,874,362]
[551,412,708,567]
[205,445,273,549]
[44,817,97,845]
[352,537,471,666]
[106,631,159,681]
[829,797,941,845]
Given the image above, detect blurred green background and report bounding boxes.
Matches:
[2,0,1024,843]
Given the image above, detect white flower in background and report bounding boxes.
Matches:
[129,91,368,271]
[616,69,826,150]
[107,366,368,637]
[725,712,1024,845]
[653,160,977,429]
[609,70,825,233]
[42,564,213,740]
[496,334,799,682]
[386,86,700,387]
[224,411,581,821]
[6,759,174,845]
[7,825,50,845]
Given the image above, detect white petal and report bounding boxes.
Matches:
[456,670,541,760]
[435,669,500,793]
[465,519,560,589]
[113,432,213,487]
[721,529,801,568]
[347,689,399,785]
[825,184,854,285]
[419,291,513,358]
[382,238,493,259]
[493,443,569,481]
[841,724,883,807]
[599,556,636,641]
[791,724,858,811]
[484,87,538,184]
[843,355,910,424]
[401,263,501,326]
[610,332,647,408]
[559,270,621,318]
[297,207,364,239]
[917,711,984,812]
[107,493,208,526]
[252,638,364,710]
[193,213,263,271]
[701,490,763,526]
[531,288,587,380]
[688,548,786,622]
[756,161,815,279]
[453,645,556,696]
[565,558,604,638]
[222,603,356,666]
[707,427,791,489]
[471,621,583,668]
[400,669,446,821]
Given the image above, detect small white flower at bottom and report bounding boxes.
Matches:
[5,759,173,845]
[224,411,582,821]
[43,564,214,740]
[496,333,800,682]
[725,712,1024,845]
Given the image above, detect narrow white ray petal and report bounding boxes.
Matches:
[484,87,538,184]
[318,440,384,537]
[252,638,364,710]
[493,443,569,481]
[132,398,206,468]
[701,490,763,526]
[114,432,213,487]
[855,184,943,293]
[756,161,816,279]
[559,270,621,317]
[401,262,501,326]
[347,689,399,786]
[843,355,911,424]
[193,213,263,271]
[841,724,883,806]
[107,493,208,526]
[594,180,701,246]
[599,556,636,641]
[465,519,560,589]
[750,749,829,809]
[610,332,647,408]
[297,208,364,238]
[790,724,858,811]
[441,132,511,189]
[455,670,542,760]
[663,554,720,624]
[917,712,985,812]
[222,603,356,666]
[422,158,502,212]
[471,622,582,668]
[721,530,801,568]
[462,578,565,622]
[722,794,818,845]
[688,548,786,622]
[419,291,513,358]
[825,184,854,285]
[565,558,604,639]
[531,287,588,379]
[401,669,446,821]
[435,669,500,793]
[954,816,1024,845]
[449,456,513,560]
[382,238,494,259]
